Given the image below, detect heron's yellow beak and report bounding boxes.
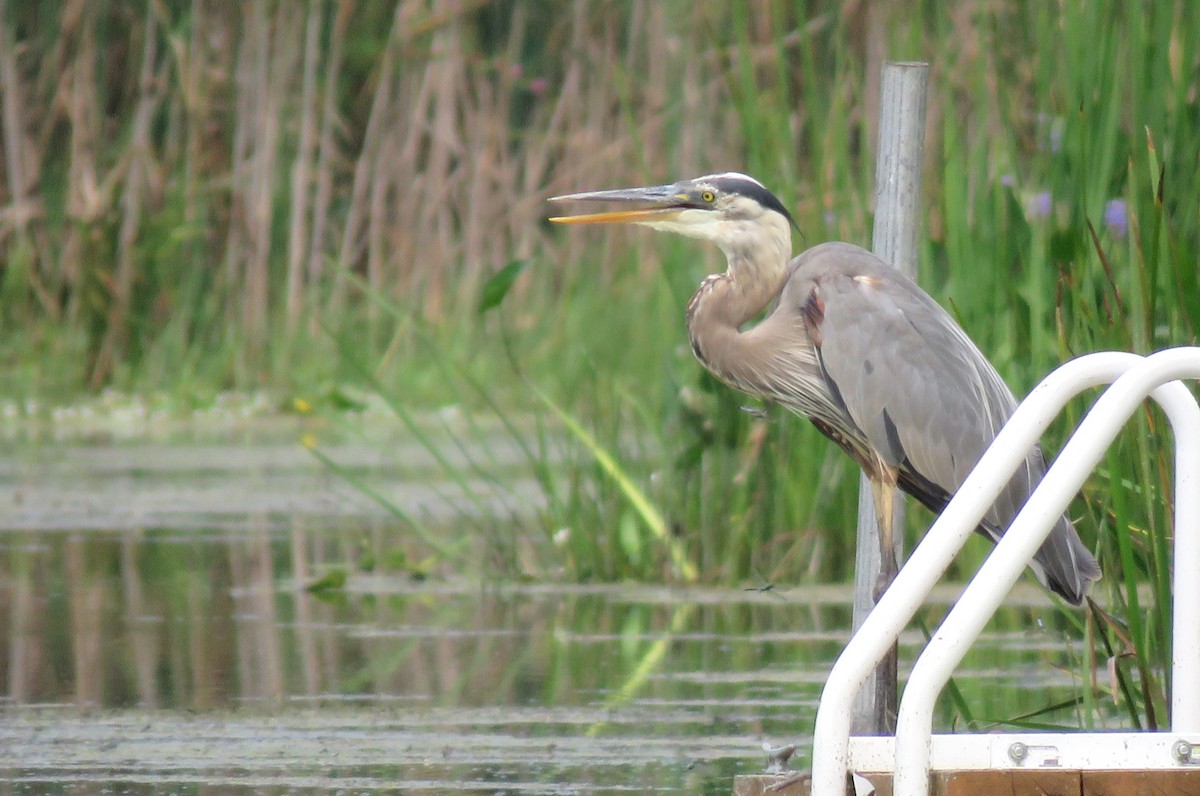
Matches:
[547,184,691,226]
[548,207,684,225]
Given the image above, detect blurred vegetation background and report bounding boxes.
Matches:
[1,0,1199,725]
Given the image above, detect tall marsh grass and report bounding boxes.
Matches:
[2,0,1198,728]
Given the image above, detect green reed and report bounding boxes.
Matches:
[2,0,1197,732]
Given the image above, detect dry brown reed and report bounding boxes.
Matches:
[0,1,882,385]
[4,1,1185,387]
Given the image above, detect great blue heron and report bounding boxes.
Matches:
[549,172,1101,604]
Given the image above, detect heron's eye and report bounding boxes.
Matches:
[701,191,715,203]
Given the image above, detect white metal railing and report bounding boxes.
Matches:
[809,347,1200,796]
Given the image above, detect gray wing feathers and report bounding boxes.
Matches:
[785,243,1100,603]
[789,243,1017,512]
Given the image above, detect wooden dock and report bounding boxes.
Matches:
[735,769,1200,795]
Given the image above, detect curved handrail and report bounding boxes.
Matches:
[892,347,1200,795]
[809,348,1200,795]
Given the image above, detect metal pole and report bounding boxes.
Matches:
[852,61,929,735]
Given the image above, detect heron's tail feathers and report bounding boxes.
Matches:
[1029,515,1102,606]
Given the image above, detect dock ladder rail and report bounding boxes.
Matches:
[809,347,1200,796]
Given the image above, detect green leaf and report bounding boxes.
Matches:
[618,511,643,566]
[326,384,370,412]
[477,259,530,314]
[305,568,348,593]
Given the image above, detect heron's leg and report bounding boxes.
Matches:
[871,471,900,601]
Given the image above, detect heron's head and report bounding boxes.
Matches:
[549,172,797,259]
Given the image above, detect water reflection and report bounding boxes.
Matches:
[0,523,850,792]
[0,519,1090,793]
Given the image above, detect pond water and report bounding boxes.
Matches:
[0,433,1090,794]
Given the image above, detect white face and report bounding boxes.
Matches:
[641,190,790,257]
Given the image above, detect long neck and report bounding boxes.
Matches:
[685,226,791,392]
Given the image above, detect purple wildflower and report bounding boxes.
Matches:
[529,77,549,98]
[1103,199,1128,239]
[1000,173,1016,187]
[1026,191,1052,221]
